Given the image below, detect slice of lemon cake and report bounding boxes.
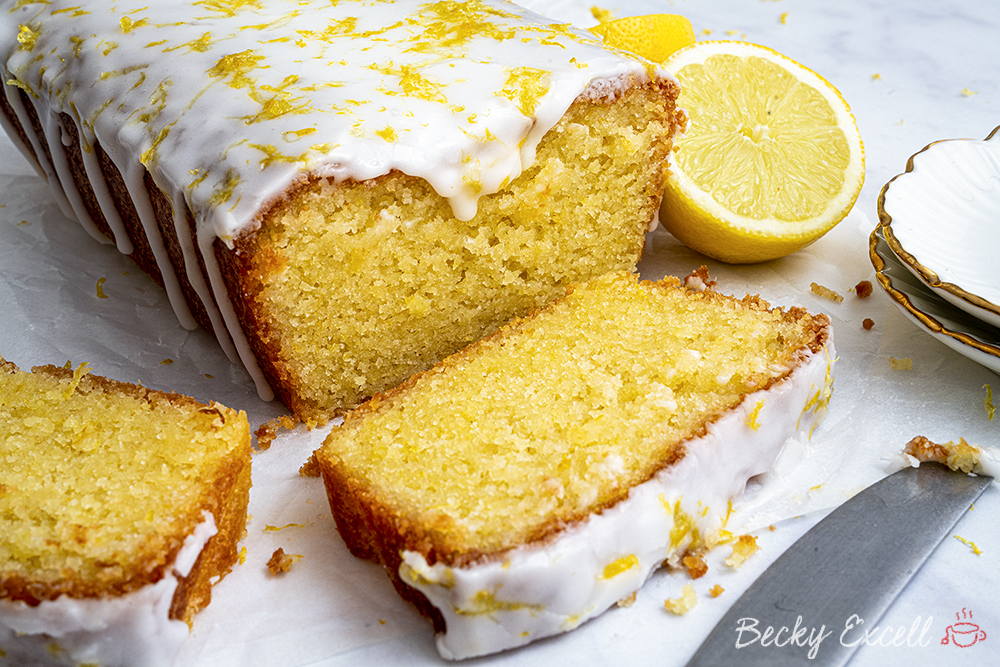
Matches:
[0,0,683,422]
[316,271,834,659]
[0,358,252,667]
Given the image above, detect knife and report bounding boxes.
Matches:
[685,462,992,666]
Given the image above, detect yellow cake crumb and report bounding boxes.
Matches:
[682,554,708,579]
[96,277,109,298]
[725,535,759,568]
[810,282,843,303]
[984,385,996,421]
[664,584,697,615]
[903,435,981,474]
[266,547,298,574]
[254,414,300,451]
[709,584,724,598]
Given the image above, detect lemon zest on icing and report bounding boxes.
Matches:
[599,554,639,579]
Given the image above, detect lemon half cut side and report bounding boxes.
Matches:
[659,41,865,264]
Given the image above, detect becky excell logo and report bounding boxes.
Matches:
[942,608,987,648]
[734,608,987,659]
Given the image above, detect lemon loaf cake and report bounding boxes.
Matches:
[0,0,683,421]
[0,357,252,667]
[316,271,835,659]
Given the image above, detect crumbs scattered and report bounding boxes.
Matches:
[254,414,300,451]
[160,358,173,365]
[18,219,29,225]
[664,584,697,615]
[810,282,844,303]
[954,535,983,555]
[889,356,913,371]
[205,373,214,379]
[266,547,302,574]
[725,535,759,568]
[780,12,788,24]
[238,546,247,565]
[300,451,321,477]
[962,87,978,97]
[96,277,108,299]
[709,584,724,598]
[862,318,875,331]
[701,28,712,36]
[854,280,873,298]
[871,73,882,81]
[984,384,996,421]
[683,554,708,579]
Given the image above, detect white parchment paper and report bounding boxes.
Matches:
[2,1,998,665]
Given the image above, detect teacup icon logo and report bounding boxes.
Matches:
[942,608,986,648]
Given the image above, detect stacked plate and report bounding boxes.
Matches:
[871,126,1000,374]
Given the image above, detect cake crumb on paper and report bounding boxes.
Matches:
[725,535,759,568]
[709,584,724,598]
[664,584,697,615]
[683,554,708,579]
[254,414,300,451]
[810,282,844,303]
[267,548,301,574]
[862,318,875,330]
[854,280,873,298]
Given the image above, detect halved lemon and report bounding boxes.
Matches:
[659,41,864,263]
[590,14,696,64]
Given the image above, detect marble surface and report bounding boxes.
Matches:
[1,1,998,666]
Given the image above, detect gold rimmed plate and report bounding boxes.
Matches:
[877,126,1000,329]
[870,226,1000,374]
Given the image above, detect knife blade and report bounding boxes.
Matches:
[685,462,991,666]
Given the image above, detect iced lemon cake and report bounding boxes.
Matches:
[0,357,251,667]
[0,0,683,421]
[317,271,835,659]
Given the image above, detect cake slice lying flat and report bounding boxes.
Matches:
[0,358,251,667]
[317,271,834,659]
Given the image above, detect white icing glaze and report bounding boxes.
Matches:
[2,78,76,221]
[400,334,835,660]
[43,107,111,245]
[79,137,135,254]
[1,0,670,401]
[0,512,217,667]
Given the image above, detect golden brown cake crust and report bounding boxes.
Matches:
[0,357,251,626]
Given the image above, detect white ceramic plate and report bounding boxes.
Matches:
[870,226,1000,375]
[878,126,1000,328]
